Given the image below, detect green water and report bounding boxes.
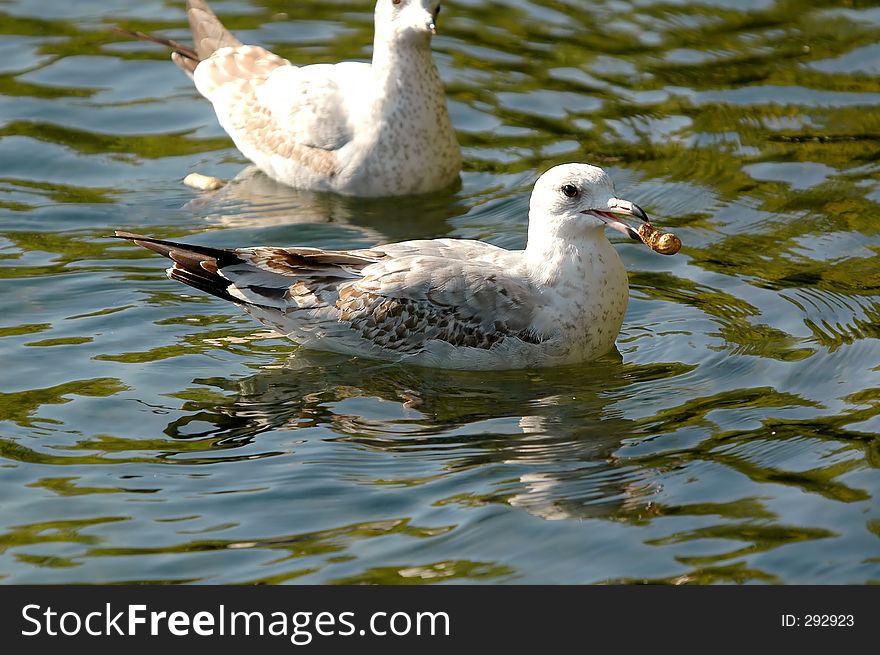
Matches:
[0,0,878,584]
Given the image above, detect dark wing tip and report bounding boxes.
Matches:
[113,231,245,303]
[113,230,147,240]
[112,230,242,266]
[112,231,179,260]
[113,26,200,58]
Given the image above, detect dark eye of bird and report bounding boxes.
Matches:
[393,0,402,5]
[561,184,578,198]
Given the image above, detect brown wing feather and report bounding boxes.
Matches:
[114,232,385,308]
[186,0,243,59]
[115,0,242,77]
[114,27,201,75]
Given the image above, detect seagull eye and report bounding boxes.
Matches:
[561,184,579,199]
[392,0,402,5]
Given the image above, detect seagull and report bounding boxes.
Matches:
[121,0,461,197]
[116,163,651,370]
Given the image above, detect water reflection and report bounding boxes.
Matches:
[186,166,469,243]
[161,351,687,523]
[29,345,859,584]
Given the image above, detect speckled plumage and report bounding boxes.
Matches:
[159,0,460,196]
[117,164,644,370]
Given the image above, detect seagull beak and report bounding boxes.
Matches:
[429,5,441,34]
[407,7,432,34]
[581,198,650,241]
[607,198,649,222]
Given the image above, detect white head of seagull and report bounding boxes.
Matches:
[524,164,647,276]
[375,0,443,44]
[528,164,647,238]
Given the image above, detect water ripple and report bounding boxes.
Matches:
[1,0,879,584]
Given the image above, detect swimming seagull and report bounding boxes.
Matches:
[121,0,461,197]
[116,164,651,370]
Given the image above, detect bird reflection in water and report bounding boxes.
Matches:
[161,348,671,523]
[182,166,467,244]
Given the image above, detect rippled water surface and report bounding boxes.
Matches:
[1,0,879,584]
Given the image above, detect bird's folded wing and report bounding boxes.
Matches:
[194,51,356,173]
[350,253,539,338]
[116,233,543,352]
[193,45,289,97]
[256,63,357,152]
[198,242,541,347]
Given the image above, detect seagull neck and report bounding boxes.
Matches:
[524,223,607,286]
[371,37,440,97]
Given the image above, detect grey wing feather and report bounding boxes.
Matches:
[355,255,538,334]
[116,233,541,354]
[331,240,542,353]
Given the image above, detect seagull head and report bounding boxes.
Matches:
[528,163,648,242]
[375,0,443,44]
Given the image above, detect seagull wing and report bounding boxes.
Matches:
[116,234,542,355]
[342,240,542,352]
[114,232,379,307]
[193,50,358,175]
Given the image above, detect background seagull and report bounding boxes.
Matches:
[121,0,461,197]
[116,164,651,370]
